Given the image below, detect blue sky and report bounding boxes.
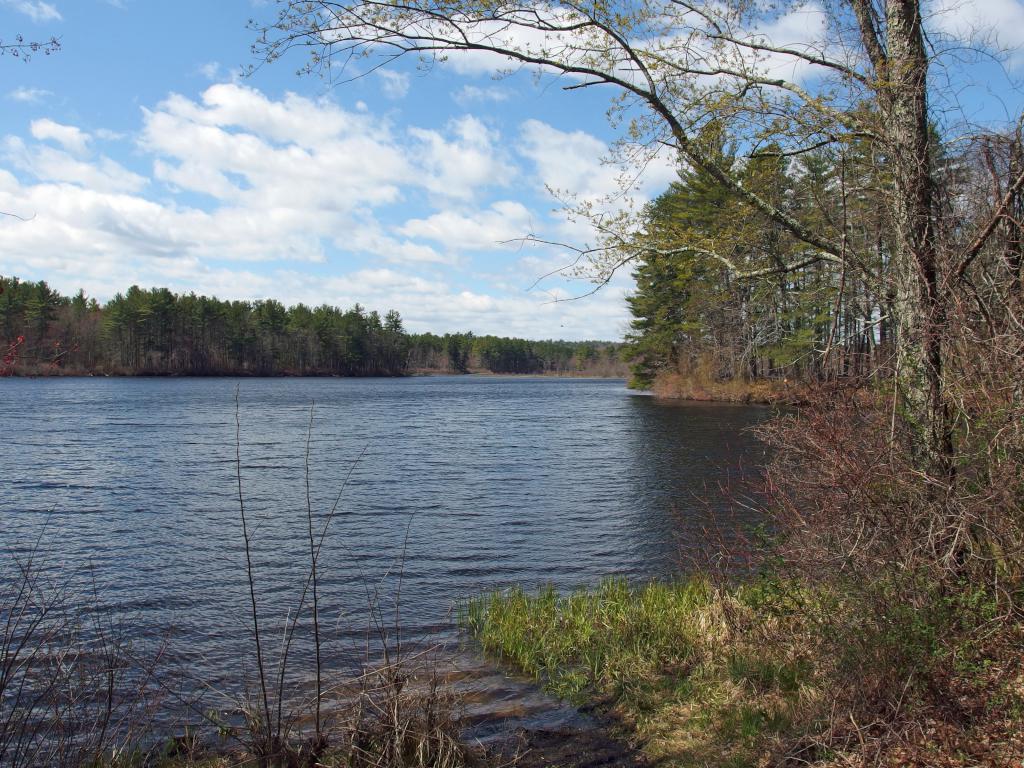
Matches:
[1,0,1023,340]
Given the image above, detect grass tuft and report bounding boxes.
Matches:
[462,577,819,766]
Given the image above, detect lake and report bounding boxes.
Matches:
[1,376,771,731]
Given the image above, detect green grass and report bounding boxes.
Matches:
[461,577,818,766]
[463,578,713,700]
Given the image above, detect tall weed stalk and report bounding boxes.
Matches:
[230,391,468,768]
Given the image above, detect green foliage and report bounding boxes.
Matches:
[473,335,540,373]
[464,571,1024,764]
[626,128,739,386]
[626,129,890,389]
[445,332,473,372]
[1,277,411,376]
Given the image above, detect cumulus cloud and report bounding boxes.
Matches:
[2,85,515,268]
[411,115,517,200]
[751,2,830,81]
[30,118,90,155]
[0,83,643,340]
[517,120,617,201]
[399,201,533,252]
[518,119,674,204]
[140,85,411,211]
[452,85,512,105]
[432,8,608,77]
[93,128,126,141]
[308,267,632,339]
[425,1,835,87]
[928,0,1024,68]
[198,61,221,81]
[4,137,147,193]
[342,220,455,266]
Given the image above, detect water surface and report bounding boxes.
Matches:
[1,376,770,727]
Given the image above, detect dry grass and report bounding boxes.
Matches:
[0,537,171,768]
[649,369,798,404]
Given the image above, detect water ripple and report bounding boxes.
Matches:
[0,376,769,725]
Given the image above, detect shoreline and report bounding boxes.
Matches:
[648,370,810,405]
[2,368,802,404]
[1,369,629,380]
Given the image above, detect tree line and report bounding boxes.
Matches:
[0,278,624,377]
[407,331,624,375]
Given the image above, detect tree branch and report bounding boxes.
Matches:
[954,164,1024,282]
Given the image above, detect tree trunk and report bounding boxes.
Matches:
[879,0,950,462]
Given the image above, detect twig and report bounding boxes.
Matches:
[234,385,272,741]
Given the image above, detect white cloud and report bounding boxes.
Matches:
[517,120,616,202]
[408,115,515,200]
[198,61,221,81]
[452,85,511,105]
[418,1,840,96]
[0,84,643,340]
[377,69,411,99]
[928,0,1024,67]
[432,9,600,77]
[94,128,126,141]
[7,86,52,102]
[308,267,631,339]
[3,0,61,22]
[425,4,830,88]
[0,169,325,266]
[149,85,359,149]
[140,85,411,210]
[342,219,455,265]
[513,118,675,281]
[0,168,629,337]
[4,137,147,193]
[0,85,518,274]
[399,201,533,252]
[751,2,830,81]
[518,119,675,202]
[30,118,90,155]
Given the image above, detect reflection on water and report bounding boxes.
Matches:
[1,376,771,728]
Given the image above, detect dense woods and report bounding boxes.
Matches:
[623,125,1019,393]
[0,277,624,377]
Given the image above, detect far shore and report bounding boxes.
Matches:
[2,368,628,380]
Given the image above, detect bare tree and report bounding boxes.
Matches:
[254,0,1022,461]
